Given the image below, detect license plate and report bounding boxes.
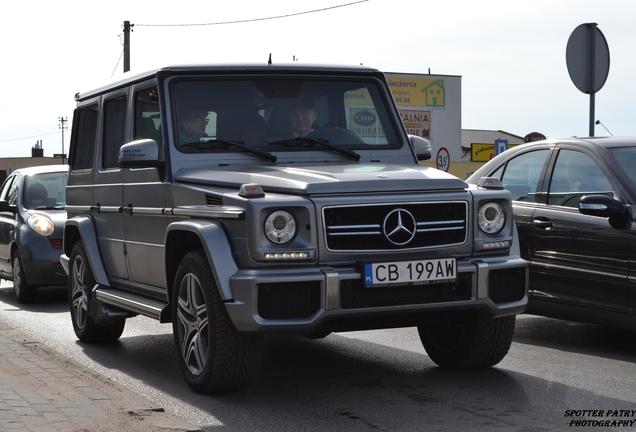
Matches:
[363,258,456,286]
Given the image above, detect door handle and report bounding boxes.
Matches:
[124,204,133,215]
[532,218,553,229]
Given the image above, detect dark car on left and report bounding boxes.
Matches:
[0,165,69,302]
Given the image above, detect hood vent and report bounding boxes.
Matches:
[206,194,223,206]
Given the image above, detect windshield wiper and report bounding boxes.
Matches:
[181,138,277,163]
[267,137,361,161]
[32,206,64,210]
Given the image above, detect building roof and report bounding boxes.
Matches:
[462,129,525,140]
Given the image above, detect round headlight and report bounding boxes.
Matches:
[27,214,55,237]
[478,202,505,234]
[264,210,296,244]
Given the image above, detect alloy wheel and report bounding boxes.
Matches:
[70,254,89,329]
[176,273,209,376]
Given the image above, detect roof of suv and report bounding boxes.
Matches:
[75,63,382,101]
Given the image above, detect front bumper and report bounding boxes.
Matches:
[225,255,528,333]
[20,242,66,287]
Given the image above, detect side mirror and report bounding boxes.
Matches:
[409,135,432,161]
[579,195,632,229]
[118,139,160,168]
[0,200,13,213]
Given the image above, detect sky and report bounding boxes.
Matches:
[1,0,635,158]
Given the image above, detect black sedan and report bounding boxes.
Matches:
[467,138,636,330]
[0,165,68,302]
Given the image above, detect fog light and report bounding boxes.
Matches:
[264,252,310,260]
[482,240,511,250]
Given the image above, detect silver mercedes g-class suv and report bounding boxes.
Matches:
[61,64,527,393]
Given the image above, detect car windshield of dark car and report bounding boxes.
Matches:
[173,78,400,156]
[611,147,636,188]
[23,172,68,210]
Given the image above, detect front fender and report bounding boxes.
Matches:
[63,216,110,287]
[166,220,238,300]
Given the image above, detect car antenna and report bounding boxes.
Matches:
[268,53,272,65]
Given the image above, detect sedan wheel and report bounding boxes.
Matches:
[12,255,35,303]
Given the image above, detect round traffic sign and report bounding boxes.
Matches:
[566,23,610,94]
[436,147,450,172]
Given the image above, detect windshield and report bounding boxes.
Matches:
[23,172,68,210]
[173,78,401,155]
[611,147,636,188]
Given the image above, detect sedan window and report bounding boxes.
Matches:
[547,150,612,208]
[23,172,69,210]
[610,147,636,188]
[0,176,14,201]
[499,149,550,202]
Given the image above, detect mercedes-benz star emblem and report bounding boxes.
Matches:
[383,209,417,246]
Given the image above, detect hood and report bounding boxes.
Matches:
[174,163,466,195]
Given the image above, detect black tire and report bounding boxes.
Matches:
[172,251,260,393]
[12,253,36,303]
[68,242,125,342]
[418,311,515,369]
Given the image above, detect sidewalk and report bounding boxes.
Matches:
[0,321,199,432]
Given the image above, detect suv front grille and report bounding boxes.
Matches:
[323,202,467,251]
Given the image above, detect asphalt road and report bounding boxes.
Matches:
[0,281,635,432]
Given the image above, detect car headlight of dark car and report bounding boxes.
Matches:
[27,214,55,237]
[478,202,506,235]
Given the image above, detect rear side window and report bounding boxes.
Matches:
[500,149,550,202]
[69,105,98,170]
[102,96,128,169]
[134,86,163,147]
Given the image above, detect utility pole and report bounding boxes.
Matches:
[123,20,133,73]
[58,116,68,164]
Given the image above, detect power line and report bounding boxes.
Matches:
[135,0,369,27]
[111,49,124,78]
[0,131,60,144]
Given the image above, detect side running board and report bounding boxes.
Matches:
[93,286,168,321]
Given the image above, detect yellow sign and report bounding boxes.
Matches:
[471,143,518,162]
[471,143,496,162]
[385,74,446,108]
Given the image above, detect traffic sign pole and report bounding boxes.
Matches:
[588,23,596,137]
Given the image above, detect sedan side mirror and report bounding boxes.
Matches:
[0,200,14,213]
[118,139,161,169]
[579,195,632,229]
[409,135,432,161]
